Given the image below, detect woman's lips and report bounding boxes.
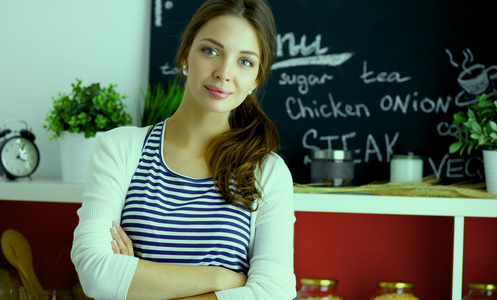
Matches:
[205,85,231,99]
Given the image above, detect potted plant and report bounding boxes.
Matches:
[45,78,132,183]
[139,77,184,126]
[449,90,497,194]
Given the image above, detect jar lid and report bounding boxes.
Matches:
[468,283,497,290]
[392,150,422,158]
[301,278,338,286]
[311,150,352,160]
[378,282,415,289]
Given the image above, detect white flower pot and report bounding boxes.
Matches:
[59,131,101,183]
[483,150,497,195]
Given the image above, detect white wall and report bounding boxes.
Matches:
[0,1,151,179]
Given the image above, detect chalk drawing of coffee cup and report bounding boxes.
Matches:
[456,64,497,106]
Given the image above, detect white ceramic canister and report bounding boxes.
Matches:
[390,152,423,183]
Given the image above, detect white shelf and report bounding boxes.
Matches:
[0,177,84,203]
[294,192,497,218]
[1,179,496,300]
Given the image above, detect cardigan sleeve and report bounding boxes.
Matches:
[71,127,147,300]
[215,154,297,300]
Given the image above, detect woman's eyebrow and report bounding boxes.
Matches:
[201,38,224,48]
[241,49,259,59]
[200,38,260,59]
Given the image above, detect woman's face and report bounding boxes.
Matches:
[183,14,260,115]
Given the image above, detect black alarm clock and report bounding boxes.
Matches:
[0,119,40,180]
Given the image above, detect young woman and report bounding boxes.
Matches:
[71,0,296,299]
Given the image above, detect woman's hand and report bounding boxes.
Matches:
[110,221,135,256]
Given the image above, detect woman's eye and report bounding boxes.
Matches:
[202,48,218,56]
[240,58,253,67]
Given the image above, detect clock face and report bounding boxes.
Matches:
[1,136,40,177]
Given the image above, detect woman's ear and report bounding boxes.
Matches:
[180,59,189,76]
[180,57,188,68]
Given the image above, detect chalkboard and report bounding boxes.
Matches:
[149,0,495,185]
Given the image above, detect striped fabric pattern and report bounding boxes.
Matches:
[121,121,251,274]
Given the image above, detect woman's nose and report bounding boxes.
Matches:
[214,61,231,82]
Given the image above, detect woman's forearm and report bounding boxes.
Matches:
[127,260,219,299]
[126,259,245,300]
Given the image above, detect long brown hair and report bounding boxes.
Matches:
[176,0,279,211]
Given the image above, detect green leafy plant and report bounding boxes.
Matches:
[449,91,497,155]
[140,77,184,126]
[44,78,132,139]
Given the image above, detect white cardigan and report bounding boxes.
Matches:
[71,125,297,300]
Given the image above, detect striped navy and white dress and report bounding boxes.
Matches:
[121,121,251,274]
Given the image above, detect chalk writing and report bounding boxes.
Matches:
[278,72,334,95]
[160,62,180,75]
[301,129,399,164]
[271,31,487,183]
[437,121,462,137]
[361,61,411,84]
[286,93,370,120]
[379,92,452,114]
[273,36,488,182]
[273,32,353,70]
[428,154,483,179]
[276,33,328,57]
[154,0,162,27]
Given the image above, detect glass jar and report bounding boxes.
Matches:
[310,150,354,187]
[370,282,419,300]
[390,152,423,183]
[463,283,497,299]
[295,278,344,300]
